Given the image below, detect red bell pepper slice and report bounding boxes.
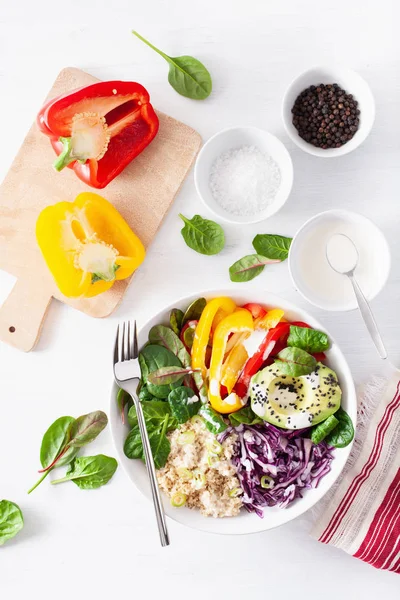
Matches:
[291,321,311,328]
[234,322,290,398]
[37,81,159,189]
[242,303,267,319]
[313,352,327,362]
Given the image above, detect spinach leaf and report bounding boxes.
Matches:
[68,411,108,448]
[182,297,206,325]
[149,325,190,367]
[168,387,200,424]
[229,254,280,282]
[138,386,155,403]
[0,500,24,546]
[274,347,317,376]
[124,417,171,469]
[116,388,133,425]
[170,308,184,336]
[124,426,145,459]
[28,416,79,494]
[179,214,225,256]
[147,366,198,386]
[51,455,118,489]
[311,414,339,444]
[199,405,227,434]
[40,416,78,470]
[139,345,182,398]
[132,31,212,100]
[228,406,262,427]
[252,234,292,261]
[325,408,354,448]
[287,325,330,354]
[28,410,109,494]
[128,401,177,431]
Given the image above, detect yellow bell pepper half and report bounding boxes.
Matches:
[36,192,145,298]
[209,309,254,414]
[191,297,236,379]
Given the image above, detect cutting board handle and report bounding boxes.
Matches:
[0,279,51,352]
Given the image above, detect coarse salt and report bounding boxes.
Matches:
[209,145,281,216]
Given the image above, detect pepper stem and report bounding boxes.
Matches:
[53,137,79,172]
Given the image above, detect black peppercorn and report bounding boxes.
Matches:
[291,83,360,149]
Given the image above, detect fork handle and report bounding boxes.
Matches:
[125,380,170,547]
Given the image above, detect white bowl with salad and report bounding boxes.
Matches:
[110,290,356,535]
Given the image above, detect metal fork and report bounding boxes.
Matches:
[113,320,170,547]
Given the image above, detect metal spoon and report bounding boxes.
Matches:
[326,233,387,360]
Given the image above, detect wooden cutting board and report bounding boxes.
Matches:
[0,67,202,352]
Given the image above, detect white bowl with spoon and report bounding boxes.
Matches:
[288,209,391,312]
[194,126,293,225]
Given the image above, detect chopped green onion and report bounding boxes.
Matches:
[176,467,193,480]
[228,487,243,498]
[206,439,222,455]
[192,469,206,489]
[207,453,219,467]
[177,431,195,445]
[260,475,274,489]
[171,492,187,507]
[191,415,205,428]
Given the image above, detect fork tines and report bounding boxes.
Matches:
[114,320,138,363]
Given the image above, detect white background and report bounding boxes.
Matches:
[0,0,399,596]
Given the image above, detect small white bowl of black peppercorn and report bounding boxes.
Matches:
[282,66,375,157]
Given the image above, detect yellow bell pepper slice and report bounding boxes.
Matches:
[221,343,248,393]
[192,297,236,379]
[36,192,145,298]
[257,308,285,330]
[209,309,254,414]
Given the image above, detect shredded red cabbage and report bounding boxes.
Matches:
[218,423,334,516]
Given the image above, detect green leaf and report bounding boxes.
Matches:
[274,347,317,376]
[170,308,184,336]
[229,254,280,283]
[147,366,198,386]
[182,324,196,349]
[128,401,177,431]
[124,418,171,469]
[325,408,354,448]
[0,500,24,546]
[139,345,182,398]
[39,416,78,470]
[199,405,227,434]
[287,326,330,354]
[132,31,212,100]
[68,411,108,448]
[148,325,190,367]
[311,414,340,444]
[51,455,118,489]
[116,388,133,425]
[168,387,201,424]
[138,386,156,403]
[228,406,262,427]
[124,426,145,459]
[252,234,292,261]
[182,297,206,325]
[179,214,225,256]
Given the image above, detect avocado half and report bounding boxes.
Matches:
[250,362,342,430]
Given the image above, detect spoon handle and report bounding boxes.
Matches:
[349,274,388,360]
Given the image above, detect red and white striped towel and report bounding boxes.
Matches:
[312,369,400,574]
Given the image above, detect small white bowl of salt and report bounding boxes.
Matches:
[194,126,293,224]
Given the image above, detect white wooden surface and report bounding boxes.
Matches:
[0,0,399,596]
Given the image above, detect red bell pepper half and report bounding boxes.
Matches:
[37,81,159,189]
[234,322,291,398]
